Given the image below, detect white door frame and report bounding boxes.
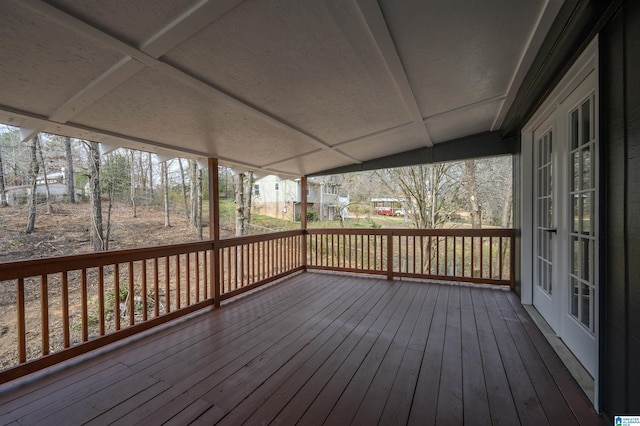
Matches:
[521,36,599,408]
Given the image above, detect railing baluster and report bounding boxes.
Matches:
[99,266,105,335]
[186,253,191,306]
[462,237,465,278]
[470,237,475,277]
[153,259,159,318]
[499,237,504,280]
[164,257,170,313]
[489,237,494,279]
[142,260,148,321]
[40,275,49,356]
[128,261,135,326]
[175,255,181,310]
[81,268,88,341]
[17,278,26,363]
[114,265,120,331]
[62,271,70,346]
[195,251,200,303]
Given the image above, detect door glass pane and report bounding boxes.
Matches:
[581,284,591,328]
[571,278,579,316]
[572,237,579,275]
[572,194,579,233]
[582,193,591,234]
[582,147,591,189]
[581,99,591,145]
[582,239,590,281]
[571,109,579,150]
[572,151,580,191]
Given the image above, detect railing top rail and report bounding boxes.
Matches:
[0,229,307,281]
[0,240,214,281]
[218,229,303,247]
[305,228,514,237]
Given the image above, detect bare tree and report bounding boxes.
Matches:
[234,172,245,236]
[87,141,105,251]
[464,160,481,229]
[64,137,75,203]
[162,160,170,228]
[196,165,203,240]
[178,159,189,217]
[244,171,253,227]
[129,150,137,218]
[0,141,7,207]
[188,159,204,240]
[36,137,52,214]
[376,163,461,229]
[25,136,39,234]
[148,152,153,199]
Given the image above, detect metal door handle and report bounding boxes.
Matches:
[542,228,557,234]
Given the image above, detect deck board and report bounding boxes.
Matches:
[0,272,603,425]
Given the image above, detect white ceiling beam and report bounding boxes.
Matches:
[331,122,414,149]
[16,0,359,166]
[491,0,564,130]
[140,0,243,57]
[354,0,433,147]
[423,94,507,122]
[19,126,39,143]
[50,58,145,124]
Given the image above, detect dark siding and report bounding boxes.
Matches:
[600,0,640,416]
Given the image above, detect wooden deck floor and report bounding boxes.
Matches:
[0,272,602,425]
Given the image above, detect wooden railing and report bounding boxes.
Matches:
[306,228,514,287]
[0,227,512,383]
[218,230,304,300]
[0,230,303,383]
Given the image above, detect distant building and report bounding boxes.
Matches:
[253,175,349,221]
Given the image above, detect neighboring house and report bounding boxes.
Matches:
[4,182,82,206]
[254,175,349,221]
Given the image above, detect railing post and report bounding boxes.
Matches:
[387,230,393,281]
[208,158,221,308]
[301,176,308,270]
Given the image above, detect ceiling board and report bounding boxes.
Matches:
[0,0,565,176]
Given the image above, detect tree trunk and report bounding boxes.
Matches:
[501,192,512,228]
[25,136,39,234]
[189,160,197,231]
[162,161,170,228]
[88,142,105,251]
[36,138,52,214]
[129,150,137,218]
[178,159,189,218]
[0,143,8,207]
[196,167,203,240]
[64,136,75,203]
[234,172,245,237]
[465,159,482,229]
[244,171,253,227]
[465,159,482,277]
[148,152,153,199]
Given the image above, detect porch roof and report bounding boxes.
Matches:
[0,272,602,424]
[0,0,571,177]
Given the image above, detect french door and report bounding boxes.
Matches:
[532,70,598,377]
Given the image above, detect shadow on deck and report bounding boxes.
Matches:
[0,272,602,425]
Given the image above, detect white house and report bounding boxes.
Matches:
[253,175,349,222]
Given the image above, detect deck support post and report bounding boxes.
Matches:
[208,158,221,308]
[301,176,308,270]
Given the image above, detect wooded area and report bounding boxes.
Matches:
[0,124,512,263]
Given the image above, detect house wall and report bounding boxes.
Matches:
[599,0,640,416]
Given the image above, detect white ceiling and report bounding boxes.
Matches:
[0,0,563,177]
